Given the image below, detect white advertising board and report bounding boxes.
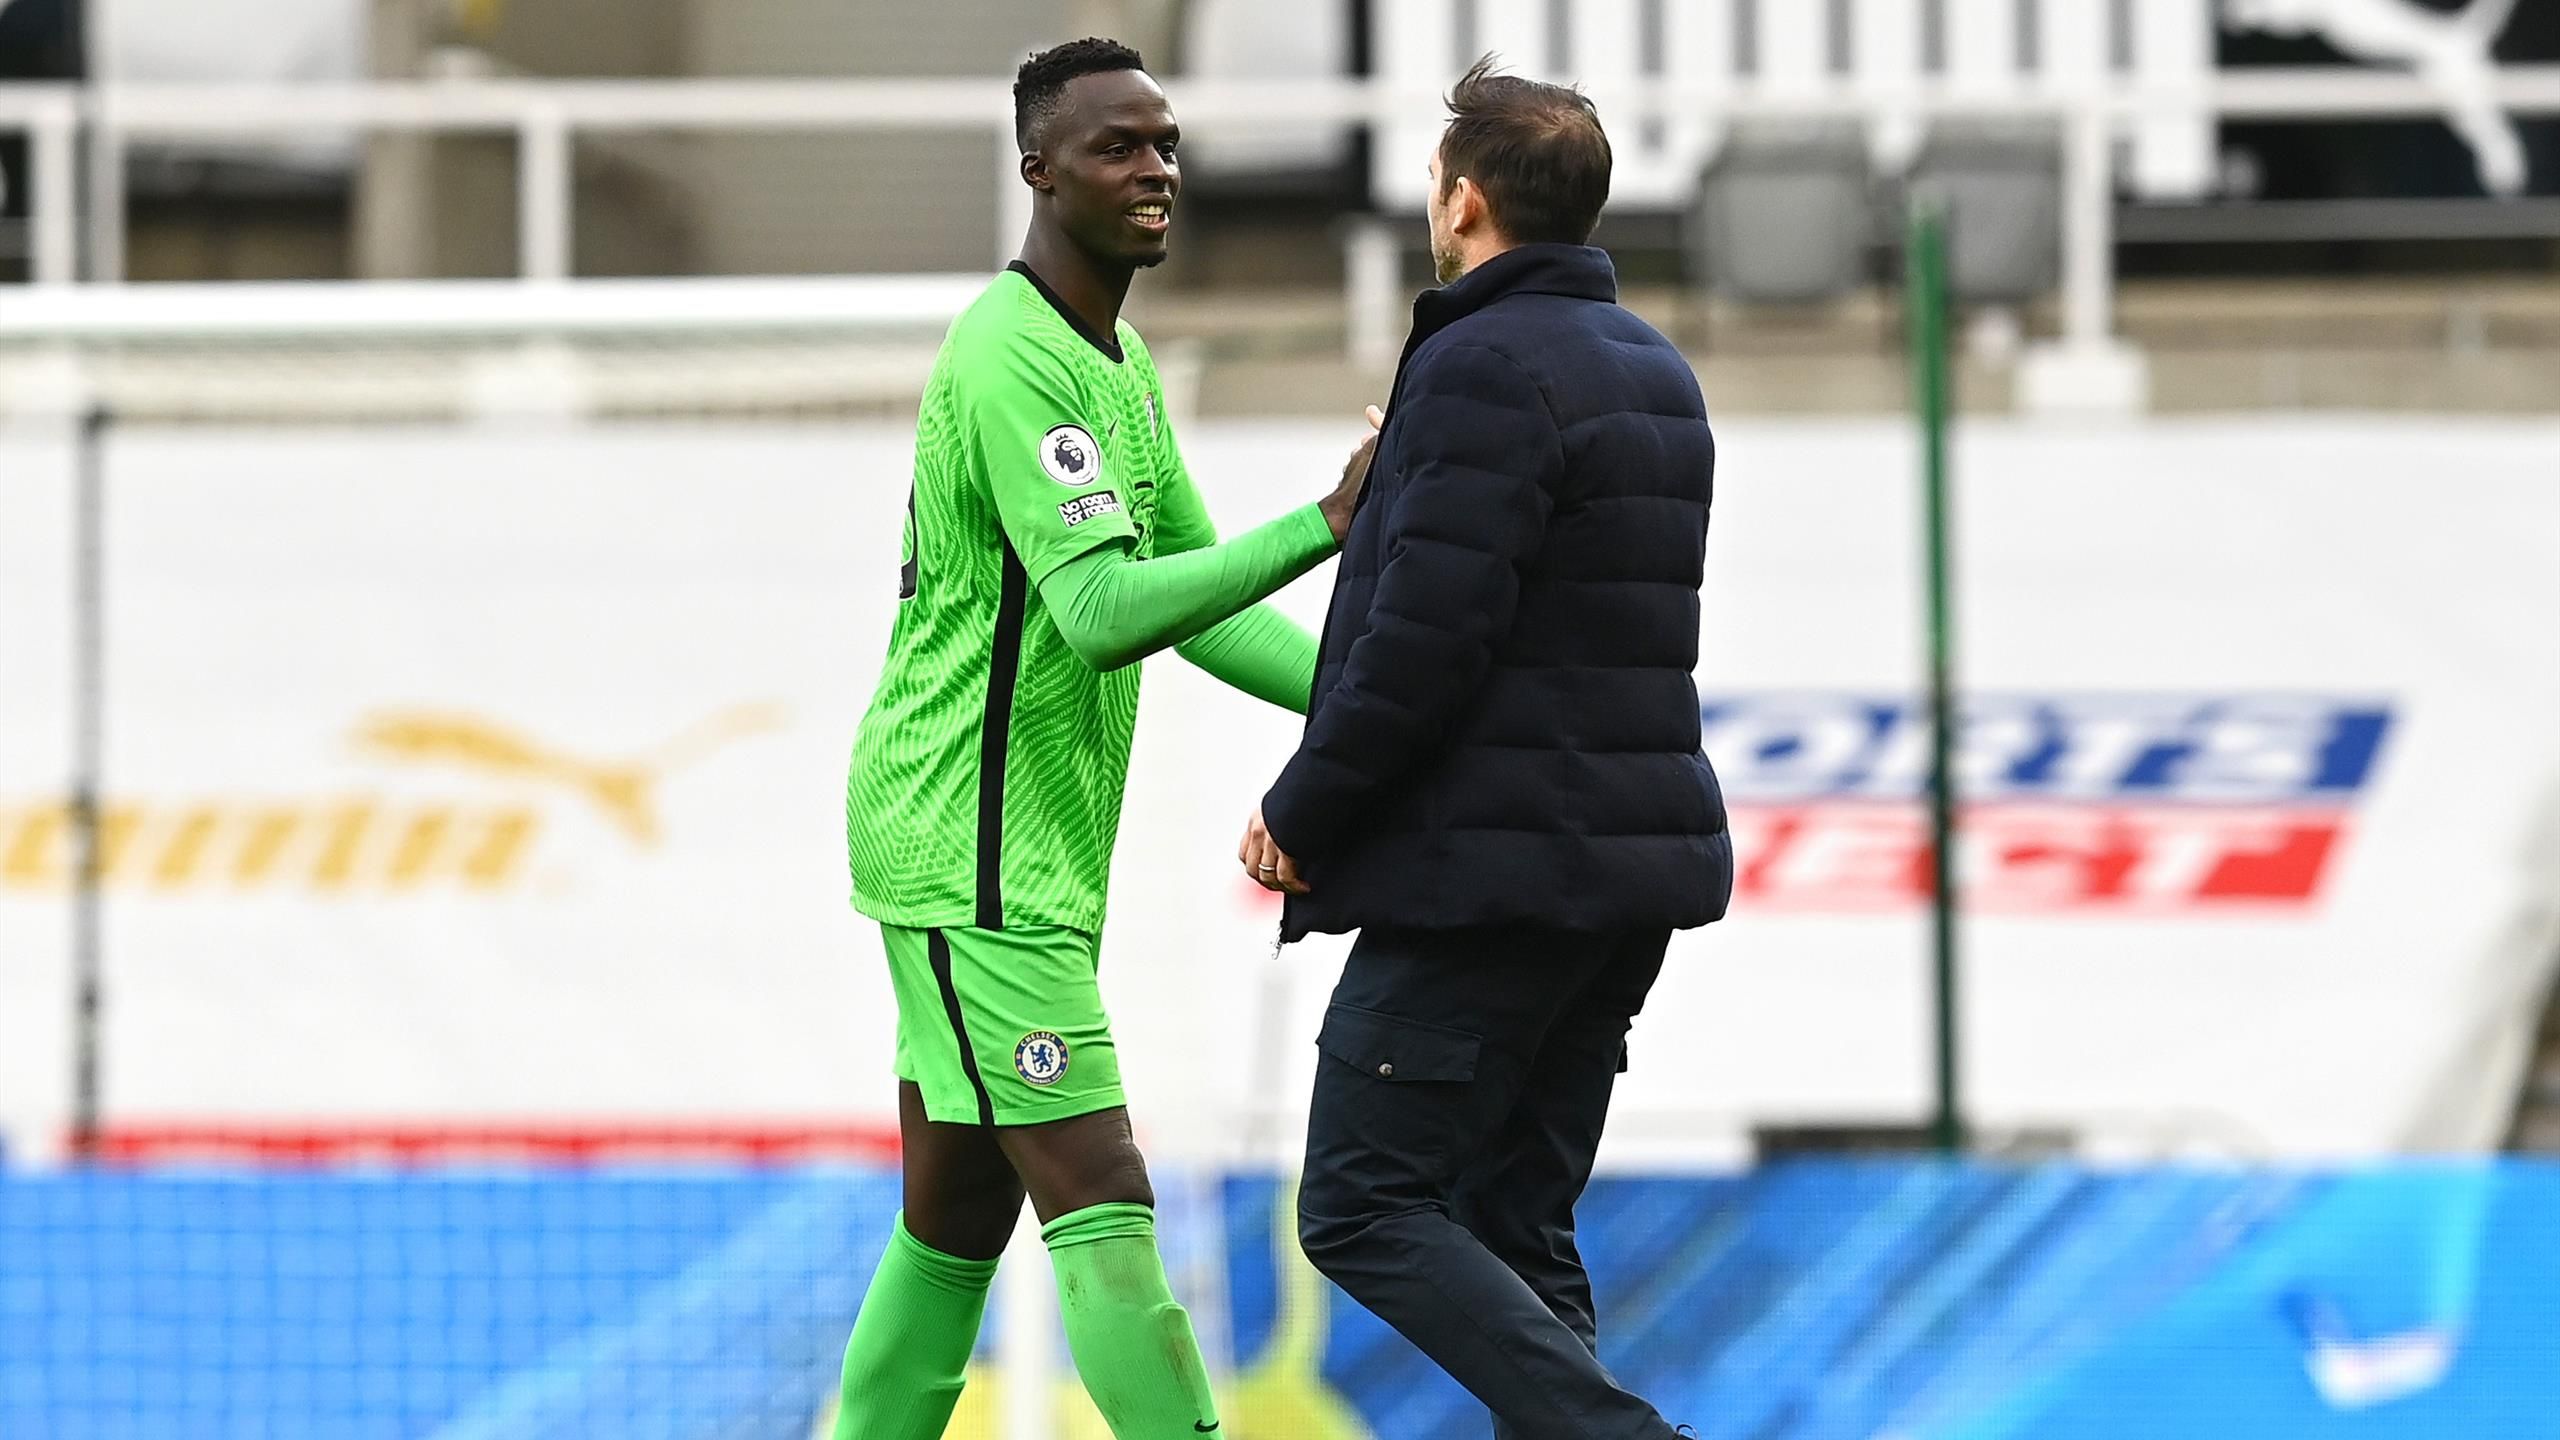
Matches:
[3,418,2557,1163]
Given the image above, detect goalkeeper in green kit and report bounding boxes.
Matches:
[831,38,1374,1440]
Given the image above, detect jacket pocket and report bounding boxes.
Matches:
[1316,1003,1480,1083]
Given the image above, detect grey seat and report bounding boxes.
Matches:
[1906,122,2065,304]
[1687,121,1873,305]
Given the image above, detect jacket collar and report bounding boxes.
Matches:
[1408,242,1618,349]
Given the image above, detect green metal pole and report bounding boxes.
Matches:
[1906,205,1963,1154]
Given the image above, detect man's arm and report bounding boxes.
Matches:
[1146,454,1319,711]
[1036,512,1331,673]
[973,340,1363,674]
[1174,606,1318,713]
[1259,345,1562,860]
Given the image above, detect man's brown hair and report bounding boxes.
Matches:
[1436,55,1613,246]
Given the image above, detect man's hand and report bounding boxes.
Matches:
[1317,404,1387,544]
[1238,805,1308,895]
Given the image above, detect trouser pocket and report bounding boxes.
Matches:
[1303,1003,1488,1213]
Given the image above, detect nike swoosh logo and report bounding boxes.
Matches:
[2304,1329,2457,1409]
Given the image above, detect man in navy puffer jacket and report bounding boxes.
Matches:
[1238,58,1729,1440]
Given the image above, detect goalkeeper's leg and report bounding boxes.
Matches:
[859,922,1220,1437]
[1004,1107,1225,1439]
[831,1083,1023,1440]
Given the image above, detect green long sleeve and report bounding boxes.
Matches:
[1176,603,1319,714]
[1141,460,1320,710]
[1037,502,1335,672]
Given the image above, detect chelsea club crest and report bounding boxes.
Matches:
[1015,1031,1071,1086]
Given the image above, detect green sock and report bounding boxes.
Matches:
[1043,1201,1224,1437]
[830,1212,999,1440]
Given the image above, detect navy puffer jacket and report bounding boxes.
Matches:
[1264,243,1732,941]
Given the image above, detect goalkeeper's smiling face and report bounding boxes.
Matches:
[1028,69,1183,271]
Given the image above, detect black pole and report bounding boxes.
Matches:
[69,404,107,1161]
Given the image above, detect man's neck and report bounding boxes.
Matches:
[1015,230,1135,340]
[1451,235,1518,283]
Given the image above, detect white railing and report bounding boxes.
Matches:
[0,272,994,338]
[3,69,2560,407]
[1369,0,2233,208]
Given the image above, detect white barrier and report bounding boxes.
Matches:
[2,417,2558,1165]
[0,275,991,340]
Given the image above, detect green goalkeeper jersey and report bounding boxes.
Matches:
[847,264,1213,933]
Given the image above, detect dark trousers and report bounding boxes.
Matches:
[1298,924,1678,1440]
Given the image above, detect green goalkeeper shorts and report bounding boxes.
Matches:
[882,923,1127,1127]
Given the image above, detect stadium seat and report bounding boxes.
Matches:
[1686,121,1874,305]
[1906,122,2066,305]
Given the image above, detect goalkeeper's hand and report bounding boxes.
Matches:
[1317,405,1386,543]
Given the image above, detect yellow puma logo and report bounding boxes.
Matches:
[349,703,787,847]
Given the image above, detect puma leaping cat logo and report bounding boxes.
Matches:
[2225,0,2527,196]
[350,703,788,847]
